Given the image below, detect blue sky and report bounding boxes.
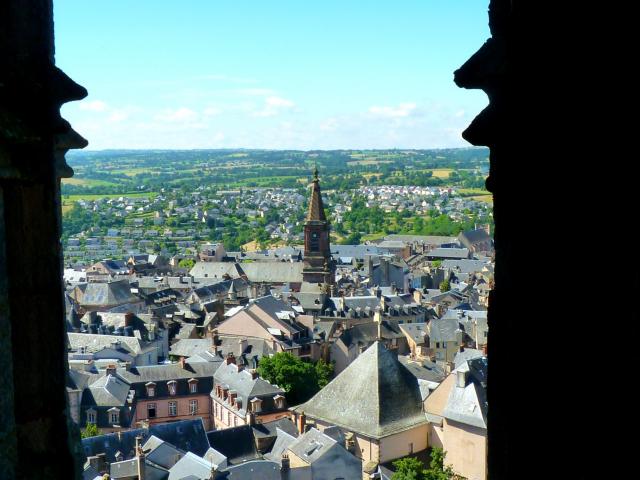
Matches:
[55,1,489,150]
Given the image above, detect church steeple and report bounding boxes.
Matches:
[307,166,327,222]
[302,167,334,285]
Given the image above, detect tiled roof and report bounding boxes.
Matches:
[292,342,427,439]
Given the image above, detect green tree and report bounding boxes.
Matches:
[391,449,459,480]
[423,448,457,480]
[439,279,451,292]
[391,457,425,480]
[257,352,332,405]
[314,359,334,389]
[81,422,99,439]
[178,258,195,269]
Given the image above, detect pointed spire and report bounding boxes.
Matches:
[306,167,327,222]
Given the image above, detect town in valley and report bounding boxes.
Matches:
[65,148,491,480]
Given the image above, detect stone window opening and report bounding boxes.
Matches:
[168,401,177,416]
[167,380,177,396]
[146,382,156,397]
[148,403,157,418]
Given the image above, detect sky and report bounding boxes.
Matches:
[54,1,490,150]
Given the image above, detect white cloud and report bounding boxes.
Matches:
[155,107,199,122]
[368,102,417,118]
[252,96,296,117]
[203,107,222,117]
[265,96,295,107]
[79,100,108,112]
[108,110,129,123]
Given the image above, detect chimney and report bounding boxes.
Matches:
[281,453,290,471]
[225,353,236,365]
[374,307,382,340]
[178,356,186,369]
[249,369,259,380]
[413,289,423,304]
[247,411,255,425]
[390,282,397,295]
[345,431,356,454]
[298,411,306,434]
[136,436,146,480]
[456,370,468,388]
[106,364,117,376]
[124,312,134,327]
[459,344,465,353]
[237,338,248,357]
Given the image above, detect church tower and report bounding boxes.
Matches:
[302,167,334,285]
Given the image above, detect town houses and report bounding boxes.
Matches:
[66,170,492,479]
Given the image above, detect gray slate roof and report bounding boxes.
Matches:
[241,262,303,284]
[292,342,427,439]
[81,418,210,463]
[443,357,488,429]
[80,280,139,307]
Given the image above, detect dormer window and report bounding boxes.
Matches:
[273,394,286,409]
[167,380,177,396]
[188,378,198,394]
[146,382,156,397]
[87,409,96,424]
[108,407,120,425]
[250,397,262,413]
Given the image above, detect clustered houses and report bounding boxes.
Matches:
[358,184,491,218]
[63,182,490,265]
[211,353,288,430]
[68,172,493,479]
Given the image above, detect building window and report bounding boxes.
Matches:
[189,381,198,394]
[87,411,96,424]
[250,398,262,413]
[148,403,156,418]
[190,400,198,414]
[109,411,119,424]
[168,381,177,396]
[146,383,156,397]
[169,401,177,416]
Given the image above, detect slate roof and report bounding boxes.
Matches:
[116,363,217,400]
[68,333,149,355]
[286,427,362,479]
[142,435,186,469]
[251,417,298,440]
[212,362,285,418]
[81,418,210,462]
[84,374,131,406]
[338,320,405,350]
[427,247,470,259]
[443,357,488,429]
[292,342,428,439]
[241,262,303,284]
[168,451,214,480]
[458,228,492,247]
[398,322,428,345]
[454,348,484,369]
[441,259,488,275]
[217,460,302,479]
[428,317,462,343]
[398,355,446,383]
[109,458,167,480]
[264,428,297,464]
[206,425,261,465]
[189,262,245,280]
[80,280,139,307]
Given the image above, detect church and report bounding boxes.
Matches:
[301,167,335,288]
